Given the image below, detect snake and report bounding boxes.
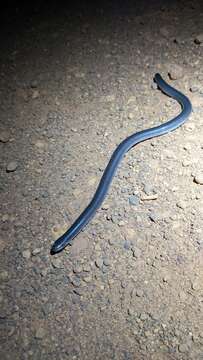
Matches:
[51,73,192,254]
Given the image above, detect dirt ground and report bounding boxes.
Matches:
[0,1,203,359]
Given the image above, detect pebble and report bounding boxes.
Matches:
[22,249,31,259]
[168,65,184,80]
[0,238,6,252]
[176,201,187,209]
[32,90,40,99]
[194,175,203,185]
[140,313,148,321]
[83,264,91,272]
[128,113,134,120]
[0,270,9,281]
[83,276,91,283]
[182,159,190,167]
[32,248,41,256]
[190,85,199,93]
[0,130,10,143]
[128,195,139,206]
[132,247,142,259]
[35,327,46,339]
[124,240,131,250]
[73,264,83,274]
[95,258,103,268]
[103,257,111,266]
[194,33,203,44]
[71,277,81,287]
[51,258,63,269]
[178,343,189,353]
[6,161,18,172]
[136,289,144,297]
[151,82,158,90]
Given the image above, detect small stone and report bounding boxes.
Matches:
[2,214,9,222]
[194,175,203,185]
[0,238,6,252]
[136,289,144,297]
[22,249,31,259]
[190,85,199,93]
[178,343,189,353]
[32,90,40,99]
[51,258,63,269]
[163,276,169,283]
[73,264,83,274]
[34,140,47,149]
[83,276,91,283]
[6,161,18,172]
[182,159,190,167]
[191,280,200,291]
[73,288,84,296]
[132,247,142,259]
[128,195,139,206]
[83,264,91,272]
[71,277,81,287]
[35,327,46,339]
[0,130,10,143]
[103,258,111,266]
[0,270,9,281]
[32,248,41,256]
[128,113,134,120]
[118,220,125,227]
[194,33,203,44]
[124,240,131,250]
[30,80,38,88]
[176,201,187,209]
[151,82,158,90]
[128,308,134,316]
[168,65,184,80]
[140,313,148,321]
[95,258,103,268]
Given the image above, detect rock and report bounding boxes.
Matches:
[32,248,41,256]
[194,175,203,185]
[124,240,131,250]
[6,161,18,172]
[176,201,187,209]
[51,258,63,269]
[178,343,189,353]
[0,130,10,143]
[103,257,111,266]
[35,327,46,339]
[30,80,38,88]
[0,238,6,252]
[73,264,83,274]
[2,214,9,222]
[32,90,40,99]
[168,65,184,80]
[182,159,190,167]
[71,277,81,287]
[140,313,148,321]
[190,85,199,93]
[83,276,91,283]
[83,264,91,272]
[0,270,9,281]
[95,258,103,268]
[22,249,31,259]
[136,289,144,297]
[151,82,158,90]
[128,195,139,206]
[194,34,203,44]
[128,113,134,120]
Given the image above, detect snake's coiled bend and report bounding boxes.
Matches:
[51,73,192,254]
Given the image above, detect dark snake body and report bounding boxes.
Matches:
[51,73,192,254]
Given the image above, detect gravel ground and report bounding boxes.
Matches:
[0,1,203,359]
